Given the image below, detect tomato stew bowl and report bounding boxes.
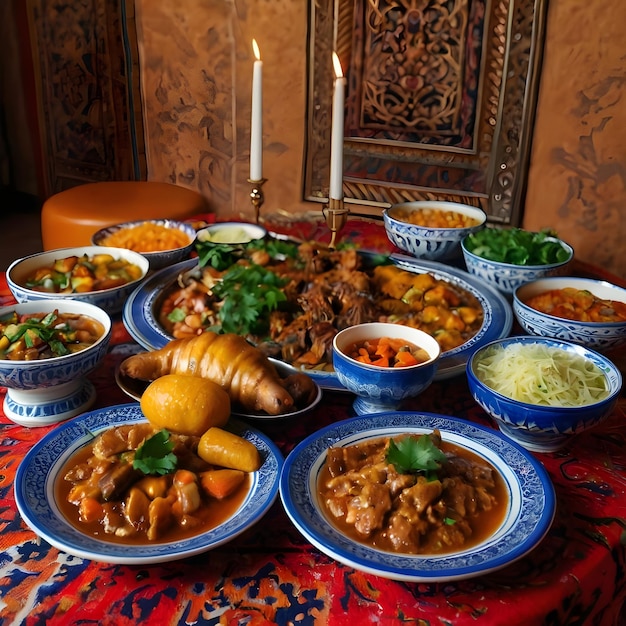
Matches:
[7,246,150,315]
[383,201,486,261]
[332,322,441,415]
[466,336,622,453]
[92,219,197,270]
[461,231,573,296]
[513,277,626,352]
[0,299,112,427]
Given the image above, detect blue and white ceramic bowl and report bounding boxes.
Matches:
[7,245,149,315]
[514,277,626,352]
[466,336,622,452]
[0,299,112,426]
[92,219,197,270]
[461,235,573,296]
[383,201,486,261]
[332,322,441,415]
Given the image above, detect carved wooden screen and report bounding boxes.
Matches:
[303,0,548,224]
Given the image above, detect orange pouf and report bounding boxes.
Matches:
[41,181,209,250]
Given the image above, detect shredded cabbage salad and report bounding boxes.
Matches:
[475,343,608,406]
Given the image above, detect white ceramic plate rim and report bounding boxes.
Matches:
[279,412,555,582]
[14,403,283,564]
[122,255,512,388]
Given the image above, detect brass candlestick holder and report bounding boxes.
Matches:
[248,178,267,224]
[323,197,350,249]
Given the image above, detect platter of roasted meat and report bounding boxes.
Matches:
[279,411,556,582]
[122,240,513,386]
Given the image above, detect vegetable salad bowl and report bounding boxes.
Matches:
[466,336,622,452]
[383,201,486,261]
[513,277,626,352]
[332,322,441,415]
[0,300,112,427]
[7,246,149,315]
[461,228,573,295]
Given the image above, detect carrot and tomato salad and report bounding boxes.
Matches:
[346,337,431,368]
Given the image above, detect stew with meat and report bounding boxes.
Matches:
[318,430,507,555]
[56,423,251,544]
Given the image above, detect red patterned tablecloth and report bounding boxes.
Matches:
[1,216,625,626]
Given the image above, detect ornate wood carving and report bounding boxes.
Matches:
[26,0,145,193]
[304,0,547,223]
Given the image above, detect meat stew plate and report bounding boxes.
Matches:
[122,253,513,387]
[279,412,555,582]
[14,404,283,564]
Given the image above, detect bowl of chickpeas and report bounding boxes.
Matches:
[383,201,487,261]
[7,246,150,315]
[92,219,197,270]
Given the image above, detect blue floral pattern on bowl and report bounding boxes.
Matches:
[466,336,622,452]
[461,237,573,295]
[513,276,626,352]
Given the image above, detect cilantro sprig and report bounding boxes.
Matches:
[386,434,447,478]
[212,264,288,335]
[133,430,178,476]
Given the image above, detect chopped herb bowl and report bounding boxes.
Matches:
[383,201,487,261]
[0,299,112,427]
[466,336,622,452]
[461,228,573,295]
[7,246,150,315]
[332,322,441,415]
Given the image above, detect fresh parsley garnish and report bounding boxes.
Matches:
[133,430,178,476]
[212,264,288,335]
[386,434,447,478]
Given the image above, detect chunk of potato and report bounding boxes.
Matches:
[198,427,261,472]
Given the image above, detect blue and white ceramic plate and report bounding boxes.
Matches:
[279,412,555,582]
[14,404,283,564]
[123,254,512,388]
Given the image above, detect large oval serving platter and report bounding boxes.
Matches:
[123,254,512,388]
[279,412,555,582]
[14,403,283,564]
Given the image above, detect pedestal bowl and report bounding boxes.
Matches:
[332,322,441,415]
[0,300,112,426]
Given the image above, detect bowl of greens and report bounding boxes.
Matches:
[461,228,573,295]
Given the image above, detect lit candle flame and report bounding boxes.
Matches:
[252,38,261,61]
[332,51,343,79]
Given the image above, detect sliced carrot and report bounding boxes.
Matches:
[394,350,419,367]
[78,497,104,523]
[200,469,246,500]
